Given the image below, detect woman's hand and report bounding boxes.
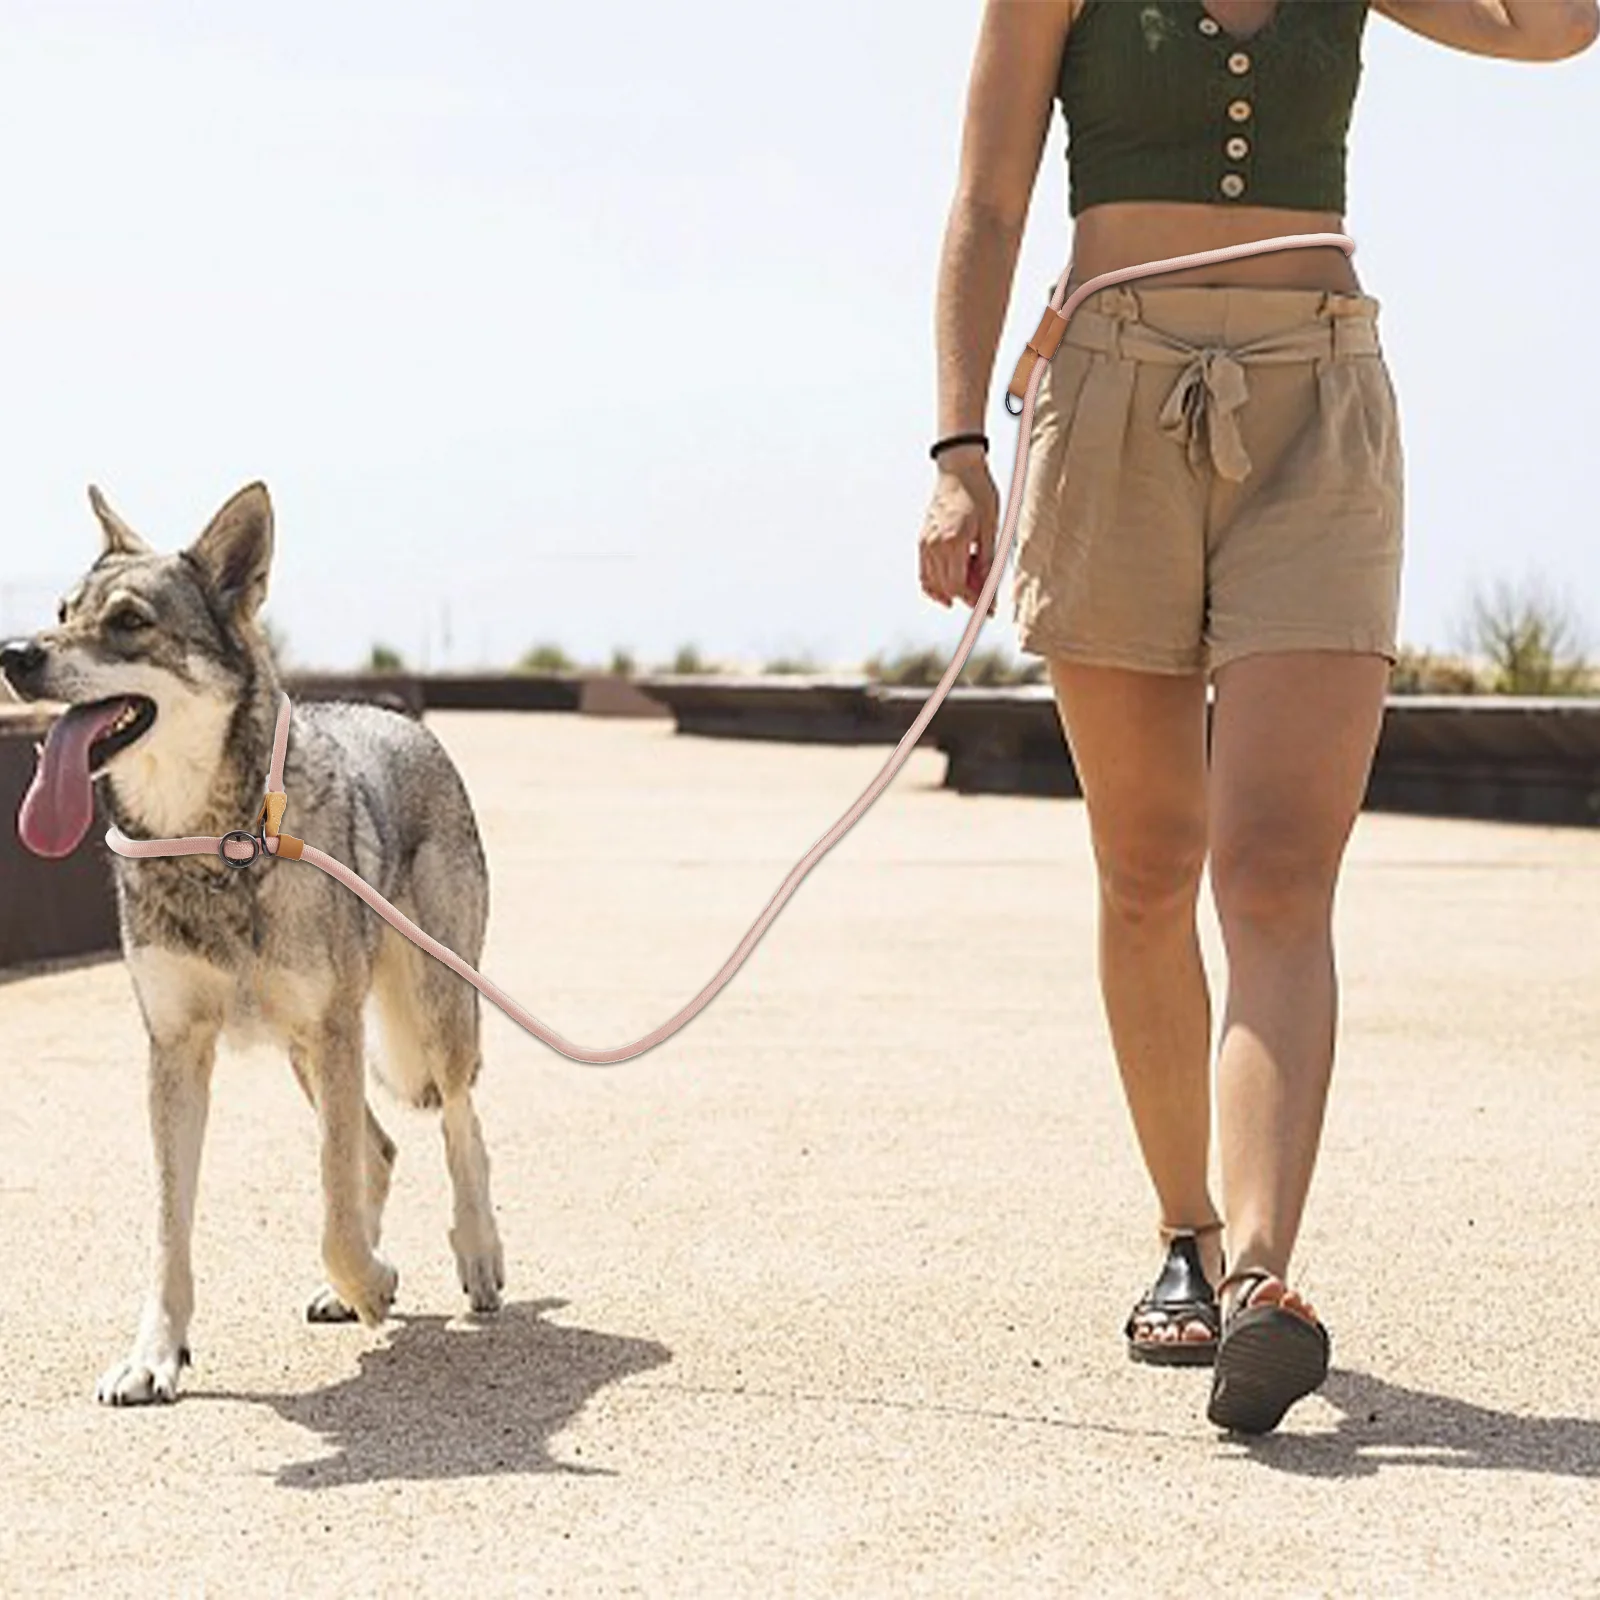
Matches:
[919,445,1001,616]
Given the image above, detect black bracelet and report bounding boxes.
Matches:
[929,431,989,461]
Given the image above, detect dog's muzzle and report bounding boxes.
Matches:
[0,638,47,695]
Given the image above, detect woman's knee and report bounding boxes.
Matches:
[1209,830,1340,933]
[1095,826,1207,926]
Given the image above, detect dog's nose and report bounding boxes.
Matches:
[0,639,47,688]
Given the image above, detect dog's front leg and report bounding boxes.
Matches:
[312,1009,399,1327]
[96,1023,217,1405]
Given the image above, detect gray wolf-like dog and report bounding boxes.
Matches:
[0,482,503,1404]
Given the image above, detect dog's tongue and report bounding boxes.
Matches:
[17,702,126,858]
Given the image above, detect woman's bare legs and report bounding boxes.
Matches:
[1047,660,1220,1344]
[1206,649,1390,1322]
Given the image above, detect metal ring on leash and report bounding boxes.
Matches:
[218,829,260,869]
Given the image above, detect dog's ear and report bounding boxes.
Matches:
[187,482,274,619]
[88,485,152,557]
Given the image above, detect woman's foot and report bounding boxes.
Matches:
[1125,1220,1226,1366]
[1206,1269,1330,1434]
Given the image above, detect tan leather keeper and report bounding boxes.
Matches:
[274,834,304,860]
[262,791,288,836]
[1006,306,1068,407]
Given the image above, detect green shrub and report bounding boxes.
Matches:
[1388,647,1487,695]
[863,647,944,687]
[864,644,1045,688]
[518,643,575,674]
[1454,575,1595,696]
[607,648,636,678]
[366,643,405,672]
[670,644,711,675]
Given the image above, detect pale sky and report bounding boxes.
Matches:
[1,1,1595,672]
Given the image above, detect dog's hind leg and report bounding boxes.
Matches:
[97,999,221,1406]
[290,1048,399,1324]
[370,899,504,1315]
[441,1088,504,1313]
[304,1005,399,1328]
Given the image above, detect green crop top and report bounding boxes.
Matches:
[1057,1,1368,217]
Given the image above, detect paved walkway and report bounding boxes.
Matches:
[3,711,1598,1597]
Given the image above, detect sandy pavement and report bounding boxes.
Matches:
[2,710,1598,1597]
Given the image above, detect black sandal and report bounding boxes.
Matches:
[1206,1268,1331,1435]
[1124,1220,1224,1368]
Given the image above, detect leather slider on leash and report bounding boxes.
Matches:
[253,788,303,857]
[1007,305,1069,411]
[257,790,288,837]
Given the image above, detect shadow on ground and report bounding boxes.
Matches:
[1235,1366,1600,1479]
[195,1298,672,1488]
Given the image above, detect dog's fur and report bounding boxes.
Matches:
[0,483,502,1404]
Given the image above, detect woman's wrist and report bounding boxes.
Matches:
[932,440,990,477]
[930,430,989,463]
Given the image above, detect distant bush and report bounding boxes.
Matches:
[1453,575,1595,696]
[669,644,712,675]
[763,654,819,676]
[607,648,636,678]
[865,644,1045,688]
[864,647,944,687]
[366,643,405,672]
[1388,647,1487,695]
[518,643,575,674]
[961,646,1048,687]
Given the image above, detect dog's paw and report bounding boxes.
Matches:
[456,1239,506,1316]
[305,1285,361,1324]
[324,1255,399,1328]
[95,1343,192,1407]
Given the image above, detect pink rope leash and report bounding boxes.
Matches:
[105,232,1355,1064]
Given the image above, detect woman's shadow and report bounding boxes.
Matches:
[1232,1365,1600,1479]
[192,1297,672,1489]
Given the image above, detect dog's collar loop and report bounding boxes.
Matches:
[105,691,302,865]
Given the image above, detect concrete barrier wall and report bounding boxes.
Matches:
[902,687,1600,825]
[421,674,582,713]
[643,680,1600,826]
[283,673,427,717]
[284,673,666,718]
[1366,695,1600,826]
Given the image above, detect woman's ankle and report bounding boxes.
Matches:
[1157,1213,1226,1285]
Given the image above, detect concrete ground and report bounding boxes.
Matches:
[3,711,1598,1598]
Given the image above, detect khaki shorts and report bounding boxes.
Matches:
[1011,283,1404,676]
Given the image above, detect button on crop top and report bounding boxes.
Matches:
[1057,1,1369,217]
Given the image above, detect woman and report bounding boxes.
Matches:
[919,0,1597,1434]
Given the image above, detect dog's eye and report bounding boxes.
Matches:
[108,607,152,632]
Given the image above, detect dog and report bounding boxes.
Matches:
[0,482,504,1404]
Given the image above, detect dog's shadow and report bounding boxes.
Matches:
[195,1298,672,1489]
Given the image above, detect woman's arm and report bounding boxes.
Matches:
[934,0,1079,440]
[1373,0,1598,61]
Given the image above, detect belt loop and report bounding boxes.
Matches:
[1315,289,1338,372]
[1104,285,1138,363]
